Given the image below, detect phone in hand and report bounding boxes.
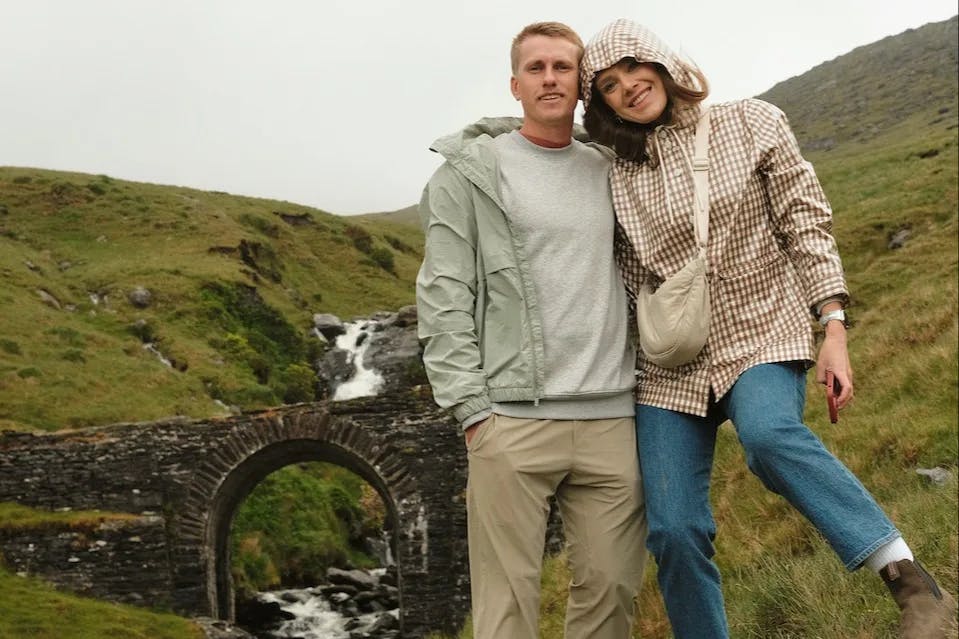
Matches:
[825,370,840,424]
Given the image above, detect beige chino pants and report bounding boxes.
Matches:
[466,414,647,639]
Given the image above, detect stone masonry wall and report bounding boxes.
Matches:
[0,515,171,607]
[0,390,471,639]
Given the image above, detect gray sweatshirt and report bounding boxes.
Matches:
[491,131,635,420]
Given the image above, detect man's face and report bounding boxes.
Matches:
[510,35,580,133]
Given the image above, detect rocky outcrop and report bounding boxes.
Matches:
[314,305,426,400]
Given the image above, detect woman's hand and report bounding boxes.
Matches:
[816,321,854,409]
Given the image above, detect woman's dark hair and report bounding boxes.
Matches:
[583,60,709,164]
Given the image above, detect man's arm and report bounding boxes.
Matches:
[415,163,492,426]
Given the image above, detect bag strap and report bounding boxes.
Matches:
[692,107,711,256]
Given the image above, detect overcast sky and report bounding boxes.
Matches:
[2,1,956,215]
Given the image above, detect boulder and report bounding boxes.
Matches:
[313,313,345,340]
[127,286,153,309]
[327,567,378,590]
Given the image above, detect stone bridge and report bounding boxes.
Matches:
[0,390,470,638]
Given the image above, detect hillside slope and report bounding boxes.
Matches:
[0,172,422,430]
[758,15,958,152]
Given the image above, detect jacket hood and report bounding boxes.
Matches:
[430,117,522,161]
[580,18,704,113]
[430,117,596,161]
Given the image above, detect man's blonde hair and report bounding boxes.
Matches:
[510,22,584,73]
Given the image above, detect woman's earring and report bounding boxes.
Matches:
[615,114,623,124]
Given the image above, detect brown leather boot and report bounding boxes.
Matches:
[880,559,957,638]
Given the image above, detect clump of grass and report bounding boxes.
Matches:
[0,563,203,639]
[0,339,21,355]
[60,349,86,363]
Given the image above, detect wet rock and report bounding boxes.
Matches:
[313,313,346,340]
[234,596,294,635]
[315,348,356,398]
[193,617,256,639]
[363,318,425,393]
[328,567,377,590]
[395,304,417,327]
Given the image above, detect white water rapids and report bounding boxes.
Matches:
[258,587,394,638]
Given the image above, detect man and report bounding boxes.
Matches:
[415,21,646,639]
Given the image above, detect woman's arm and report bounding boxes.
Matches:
[751,99,853,406]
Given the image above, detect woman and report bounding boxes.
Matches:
[580,18,955,639]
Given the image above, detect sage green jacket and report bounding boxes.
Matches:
[416,117,602,425]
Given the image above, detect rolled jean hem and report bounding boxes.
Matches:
[845,528,902,571]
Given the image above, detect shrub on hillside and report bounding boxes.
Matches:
[385,234,415,254]
[344,224,373,254]
[200,282,306,367]
[370,246,395,274]
[276,363,316,404]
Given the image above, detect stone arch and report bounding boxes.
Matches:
[170,407,424,628]
[207,438,402,619]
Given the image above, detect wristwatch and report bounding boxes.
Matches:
[819,309,846,327]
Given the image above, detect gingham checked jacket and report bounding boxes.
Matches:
[582,20,849,416]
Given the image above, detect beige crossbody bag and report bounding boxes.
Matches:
[636,107,711,368]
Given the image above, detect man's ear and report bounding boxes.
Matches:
[510,76,520,101]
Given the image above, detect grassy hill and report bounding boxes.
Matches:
[758,16,958,153]
[352,203,421,228]
[1,15,957,639]
[0,173,422,431]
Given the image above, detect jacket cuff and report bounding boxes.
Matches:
[461,409,492,431]
[814,295,845,317]
[452,394,492,425]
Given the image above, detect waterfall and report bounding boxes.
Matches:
[331,321,384,401]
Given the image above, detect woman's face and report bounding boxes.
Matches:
[595,59,668,125]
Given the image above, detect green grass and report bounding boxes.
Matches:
[0,502,139,532]
[0,563,203,639]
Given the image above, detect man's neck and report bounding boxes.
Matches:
[518,121,573,148]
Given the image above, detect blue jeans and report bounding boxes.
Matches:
[636,362,900,639]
